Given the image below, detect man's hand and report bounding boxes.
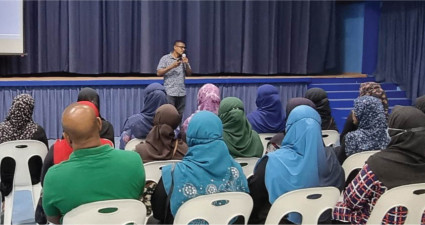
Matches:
[170,60,182,69]
[182,56,189,64]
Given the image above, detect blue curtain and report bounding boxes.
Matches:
[375,2,425,100]
[0,1,336,75]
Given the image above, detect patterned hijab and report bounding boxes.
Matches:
[161,111,249,216]
[305,88,338,131]
[247,84,286,133]
[345,96,390,156]
[119,83,168,149]
[414,95,425,114]
[218,97,263,158]
[360,82,389,117]
[368,106,425,189]
[182,84,220,133]
[0,94,38,144]
[135,104,188,163]
[262,105,325,224]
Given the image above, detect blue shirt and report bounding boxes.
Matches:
[157,53,190,97]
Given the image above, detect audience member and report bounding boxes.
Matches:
[414,94,425,114]
[151,111,249,224]
[135,104,188,163]
[0,94,48,198]
[77,87,115,143]
[119,82,168,149]
[248,105,343,224]
[333,106,425,224]
[43,103,145,224]
[340,82,389,142]
[247,84,286,133]
[305,88,338,131]
[343,96,390,157]
[181,83,220,134]
[218,97,263,158]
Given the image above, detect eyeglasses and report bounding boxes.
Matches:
[175,45,186,49]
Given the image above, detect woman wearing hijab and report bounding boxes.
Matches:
[340,82,389,143]
[266,97,316,153]
[247,84,286,133]
[344,96,390,157]
[151,111,249,224]
[181,83,220,134]
[218,97,263,158]
[77,87,115,143]
[0,94,48,198]
[119,83,168,149]
[305,88,338,131]
[333,106,425,224]
[135,104,188,163]
[415,95,425,114]
[248,105,344,224]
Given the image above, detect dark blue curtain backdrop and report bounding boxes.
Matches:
[0,1,336,75]
[375,2,425,100]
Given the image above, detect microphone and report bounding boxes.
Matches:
[182,53,186,59]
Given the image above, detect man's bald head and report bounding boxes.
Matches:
[62,103,102,150]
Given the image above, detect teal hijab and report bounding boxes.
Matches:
[162,111,249,216]
[218,97,263,157]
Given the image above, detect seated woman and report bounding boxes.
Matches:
[305,87,338,131]
[333,106,425,225]
[344,96,390,157]
[181,83,220,135]
[415,94,425,114]
[135,104,188,164]
[0,94,48,198]
[119,82,168,149]
[340,82,389,148]
[248,105,344,224]
[151,111,249,224]
[77,87,115,143]
[218,97,263,158]
[247,84,286,133]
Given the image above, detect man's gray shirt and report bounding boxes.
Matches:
[157,53,190,97]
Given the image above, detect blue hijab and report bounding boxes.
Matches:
[162,111,249,216]
[119,83,168,149]
[247,84,286,133]
[260,105,325,223]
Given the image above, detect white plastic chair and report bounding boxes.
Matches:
[62,199,147,225]
[321,130,340,147]
[234,157,260,178]
[265,186,340,225]
[342,150,380,181]
[367,183,425,225]
[258,133,277,155]
[144,160,181,183]
[124,138,145,151]
[0,140,48,225]
[173,192,253,225]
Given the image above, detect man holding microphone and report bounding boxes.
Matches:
[157,40,192,116]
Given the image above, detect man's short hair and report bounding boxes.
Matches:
[174,40,185,46]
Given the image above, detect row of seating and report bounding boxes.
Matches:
[62,183,425,225]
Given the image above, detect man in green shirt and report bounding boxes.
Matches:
[43,103,145,224]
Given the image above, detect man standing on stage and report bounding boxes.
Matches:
[157,40,192,116]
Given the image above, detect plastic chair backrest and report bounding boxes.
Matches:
[342,150,380,181]
[258,133,277,155]
[366,183,425,225]
[124,138,145,151]
[234,157,260,178]
[62,199,147,225]
[321,130,340,147]
[0,140,48,225]
[265,187,340,225]
[144,160,181,183]
[173,192,253,225]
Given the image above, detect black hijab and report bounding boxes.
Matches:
[368,106,425,189]
[305,88,338,131]
[415,95,425,114]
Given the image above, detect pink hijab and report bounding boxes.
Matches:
[182,84,220,133]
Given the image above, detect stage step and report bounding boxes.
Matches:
[329,98,411,108]
[326,90,407,99]
[308,83,398,91]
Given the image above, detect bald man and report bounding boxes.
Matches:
[42,103,145,224]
